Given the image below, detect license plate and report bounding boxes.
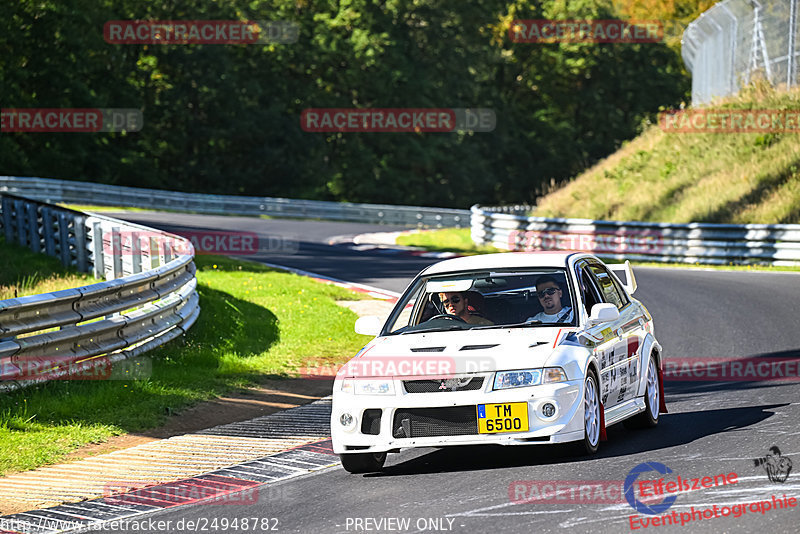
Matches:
[477,403,529,434]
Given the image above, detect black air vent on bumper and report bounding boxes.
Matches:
[392,406,478,438]
[361,409,382,435]
[410,346,446,352]
[404,377,484,393]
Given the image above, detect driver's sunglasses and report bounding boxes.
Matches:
[441,296,461,306]
[536,287,559,298]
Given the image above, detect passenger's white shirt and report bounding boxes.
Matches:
[526,306,573,323]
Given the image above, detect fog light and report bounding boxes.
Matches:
[340,413,354,427]
[541,403,556,418]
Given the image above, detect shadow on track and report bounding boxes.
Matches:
[365,403,788,476]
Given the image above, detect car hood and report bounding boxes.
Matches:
[342,327,570,377]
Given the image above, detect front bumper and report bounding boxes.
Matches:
[331,374,585,454]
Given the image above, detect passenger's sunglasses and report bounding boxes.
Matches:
[536,287,559,298]
[441,296,462,306]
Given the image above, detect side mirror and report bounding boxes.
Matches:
[589,303,620,326]
[355,316,383,336]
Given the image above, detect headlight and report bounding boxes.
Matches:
[341,378,395,395]
[493,369,542,390]
[543,367,567,383]
[493,367,567,390]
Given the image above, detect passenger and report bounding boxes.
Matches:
[438,291,493,325]
[526,276,573,323]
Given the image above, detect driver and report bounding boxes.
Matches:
[438,292,493,325]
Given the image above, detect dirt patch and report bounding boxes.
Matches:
[64,377,334,461]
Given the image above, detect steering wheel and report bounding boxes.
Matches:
[427,313,467,323]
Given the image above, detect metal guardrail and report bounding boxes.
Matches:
[682,0,799,105]
[0,194,200,392]
[471,205,800,266]
[0,176,471,228]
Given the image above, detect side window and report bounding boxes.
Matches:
[575,262,602,314]
[588,263,629,310]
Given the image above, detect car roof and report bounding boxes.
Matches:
[421,252,590,276]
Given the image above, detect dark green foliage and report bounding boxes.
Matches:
[0,0,689,207]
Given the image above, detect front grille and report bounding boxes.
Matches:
[361,409,382,435]
[404,377,484,393]
[392,406,478,438]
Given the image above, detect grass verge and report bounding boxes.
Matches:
[394,228,800,272]
[396,228,500,255]
[0,249,372,476]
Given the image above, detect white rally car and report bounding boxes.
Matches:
[332,252,664,473]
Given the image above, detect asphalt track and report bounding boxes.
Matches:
[104,212,800,534]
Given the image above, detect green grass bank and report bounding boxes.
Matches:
[534,86,800,224]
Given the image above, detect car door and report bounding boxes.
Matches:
[587,261,642,405]
[575,260,621,410]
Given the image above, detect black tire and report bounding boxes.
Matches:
[573,369,601,456]
[339,452,387,474]
[624,355,660,430]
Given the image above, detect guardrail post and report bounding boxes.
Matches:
[14,199,26,247]
[42,206,56,256]
[130,231,142,274]
[57,212,71,267]
[26,201,40,253]
[120,229,133,276]
[92,221,105,279]
[109,226,122,280]
[74,215,88,273]
[141,235,152,270]
[2,196,13,243]
[157,237,167,267]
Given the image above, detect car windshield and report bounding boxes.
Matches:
[384,268,576,335]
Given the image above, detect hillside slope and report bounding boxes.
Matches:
[534,86,800,224]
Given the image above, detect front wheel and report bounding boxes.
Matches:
[624,356,660,429]
[574,369,601,456]
[340,452,387,474]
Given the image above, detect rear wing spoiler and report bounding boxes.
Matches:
[607,260,637,295]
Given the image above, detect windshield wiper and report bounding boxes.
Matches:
[400,325,468,334]
[473,319,543,330]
